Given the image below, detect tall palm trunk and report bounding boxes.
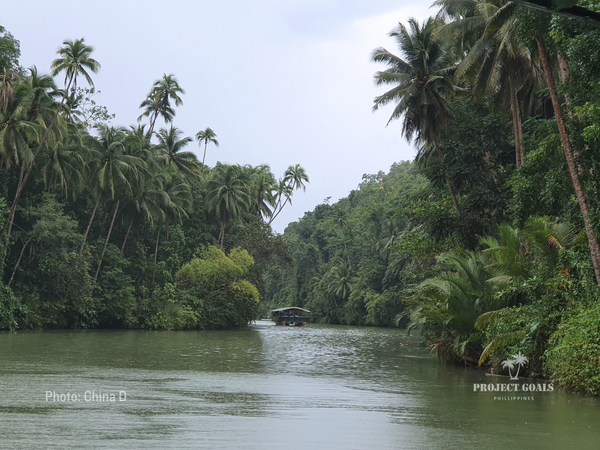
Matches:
[121,219,133,253]
[152,224,161,283]
[538,37,600,285]
[201,140,208,175]
[557,55,573,116]
[80,197,100,255]
[145,107,159,139]
[269,194,290,224]
[219,221,226,250]
[5,74,74,244]
[432,135,460,216]
[508,76,525,166]
[8,237,31,287]
[154,225,161,265]
[95,199,120,281]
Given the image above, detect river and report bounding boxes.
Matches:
[0,322,599,449]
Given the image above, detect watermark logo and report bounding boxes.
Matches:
[501,351,529,380]
[472,352,554,399]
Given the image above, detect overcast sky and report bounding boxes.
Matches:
[2,0,436,233]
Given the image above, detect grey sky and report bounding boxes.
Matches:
[2,0,435,232]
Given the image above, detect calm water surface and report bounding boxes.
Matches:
[0,322,599,449]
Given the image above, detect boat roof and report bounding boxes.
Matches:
[271,307,311,313]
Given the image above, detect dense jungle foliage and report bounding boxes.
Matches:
[260,2,600,395]
[4,0,600,396]
[0,26,304,332]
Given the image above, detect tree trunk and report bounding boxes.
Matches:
[154,225,161,265]
[432,135,460,216]
[201,140,207,175]
[152,224,161,283]
[145,109,157,139]
[268,194,290,224]
[80,197,100,255]
[557,54,573,117]
[219,221,226,250]
[8,237,31,287]
[95,199,120,281]
[538,37,600,285]
[5,74,73,244]
[121,219,133,253]
[509,76,525,166]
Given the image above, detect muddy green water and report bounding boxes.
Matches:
[0,322,598,449]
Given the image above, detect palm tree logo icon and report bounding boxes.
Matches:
[501,352,529,380]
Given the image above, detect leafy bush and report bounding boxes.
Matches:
[545,286,600,395]
[0,283,26,330]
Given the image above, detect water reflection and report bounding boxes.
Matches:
[0,322,599,449]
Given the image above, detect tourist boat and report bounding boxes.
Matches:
[271,307,311,326]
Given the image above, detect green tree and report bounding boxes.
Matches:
[205,163,252,249]
[0,26,20,72]
[269,164,309,223]
[138,74,184,139]
[372,17,461,215]
[155,125,199,181]
[6,38,100,242]
[195,127,219,175]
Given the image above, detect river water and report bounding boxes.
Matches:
[0,322,599,449]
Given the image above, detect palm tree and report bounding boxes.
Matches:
[402,251,505,361]
[327,262,353,305]
[24,66,61,126]
[83,125,145,279]
[269,164,310,224]
[138,74,184,139]
[0,87,41,170]
[205,163,252,249]
[5,38,100,241]
[41,122,89,195]
[153,173,192,267]
[155,126,199,181]
[248,164,277,220]
[536,33,600,285]
[195,127,219,175]
[435,0,540,166]
[372,17,461,215]
[0,68,18,113]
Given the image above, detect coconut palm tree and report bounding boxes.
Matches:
[24,66,61,126]
[153,173,192,266]
[195,127,219,175]
[41,122,89,196]
[247,164,277,220]
[155,126,199,181]
[269,164,309,224]
[6,38,100,241]
[138,74,184,139]
[536,33,600,285]
[82,125,145,279]
[0,87,42,170]
[435,0,540,166]
[327,261,353,305]
[205,163,252,249]
[372,17,461,215]
[0,68,18,113]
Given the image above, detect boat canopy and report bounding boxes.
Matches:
[271,307,311,313]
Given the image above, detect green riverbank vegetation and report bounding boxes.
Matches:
[4,0,600,397]
[0,29,304,332]
[261,1,600,395]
